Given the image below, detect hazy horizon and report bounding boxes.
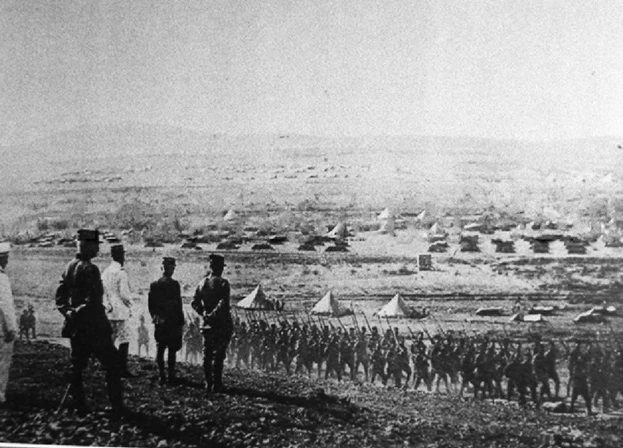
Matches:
[3,119,623,149]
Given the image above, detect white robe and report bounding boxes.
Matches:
[102,261,133,344]
[0,268,16,403]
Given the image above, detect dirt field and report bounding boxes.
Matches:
[3,341,623,448]
[9,236,623,358]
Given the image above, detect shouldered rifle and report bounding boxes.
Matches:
[423,328,434,343]
[361,310,373,333]
[336,315,347,333]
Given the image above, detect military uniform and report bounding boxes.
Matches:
[191,254,233,392]
[55,230,123,412]
[0,242,17,404]
[148,257,185,384]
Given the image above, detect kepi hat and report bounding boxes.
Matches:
[209,254,226,267]
[162,256,176,265]
[110,243,124,254]
[77,229,100,242]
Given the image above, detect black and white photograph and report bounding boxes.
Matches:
[1,1,623,447]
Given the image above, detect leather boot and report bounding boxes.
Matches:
[167,362,177,385]
[204,359,213,392]
[70,373,88,414]
[118,343,135,378]
[157,360,166,384]
[213,359,225,392]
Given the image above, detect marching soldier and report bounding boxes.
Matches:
[0,242,17,406]
[55,230,125,414]
[137,315,150,357]
[26,304,36,339]
[370,344,387,385]
[148,256,185,385]
[544,341,560,399]
[570,349,593,415]
[102,243,135,377]
[191,254,233,393]
[19,309,30,342]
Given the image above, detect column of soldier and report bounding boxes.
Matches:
[217,314,622,416]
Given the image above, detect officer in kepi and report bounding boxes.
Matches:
[148,256,185,385]
[191,254,233,393]
[55,229,126,415]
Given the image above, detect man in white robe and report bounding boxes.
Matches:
[0,242,17,404]
[102,243,134,377]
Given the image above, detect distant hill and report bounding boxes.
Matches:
[3,121,621,163]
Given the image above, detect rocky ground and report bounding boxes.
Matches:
[2,341,623,447]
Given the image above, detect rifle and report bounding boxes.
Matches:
[423,327,434,343]
[430,314,446,337]
[336,315,347,333]
[361,310,373,334]
[351,308,362,334]
[406,324,417,341]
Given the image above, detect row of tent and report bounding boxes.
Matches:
[475,305,617,323]
[234,286,428,319]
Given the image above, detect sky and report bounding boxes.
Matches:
[1,0,622,145]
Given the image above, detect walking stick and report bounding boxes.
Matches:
[56,384,72,414]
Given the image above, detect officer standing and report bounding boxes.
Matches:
[55,230,125,414]
[102,243,135,377]
[148,256,184,385]
[0,242,16,406]
[191,254,233,393]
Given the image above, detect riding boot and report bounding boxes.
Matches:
[167,360,177,385]
[157,358,166,384]
[118,343,135,377]
[213,359,224,392]
[70,371,88,413]
[204,359,213,391]
[105,368,124,412]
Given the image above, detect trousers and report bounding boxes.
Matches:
[0,341,14,403]
[70,332,123,408]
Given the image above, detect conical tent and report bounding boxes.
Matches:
[326,222,348,239]
[223,209,238,221]
[429,223,446,236]
[379,217,396,235]
[236,284,269,309]
[375,293,413,318]
[377,208,393,220]
[310,291,352,317]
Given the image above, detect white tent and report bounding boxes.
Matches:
[510,313,546,323]
[310,291,352,317]
[427,222,447,242]
[375,293,413,318]
[377,208,394,220]
[236,284,269,309]
[379,217,396,235]
[223,209,238,221]
[326,222,349,239]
